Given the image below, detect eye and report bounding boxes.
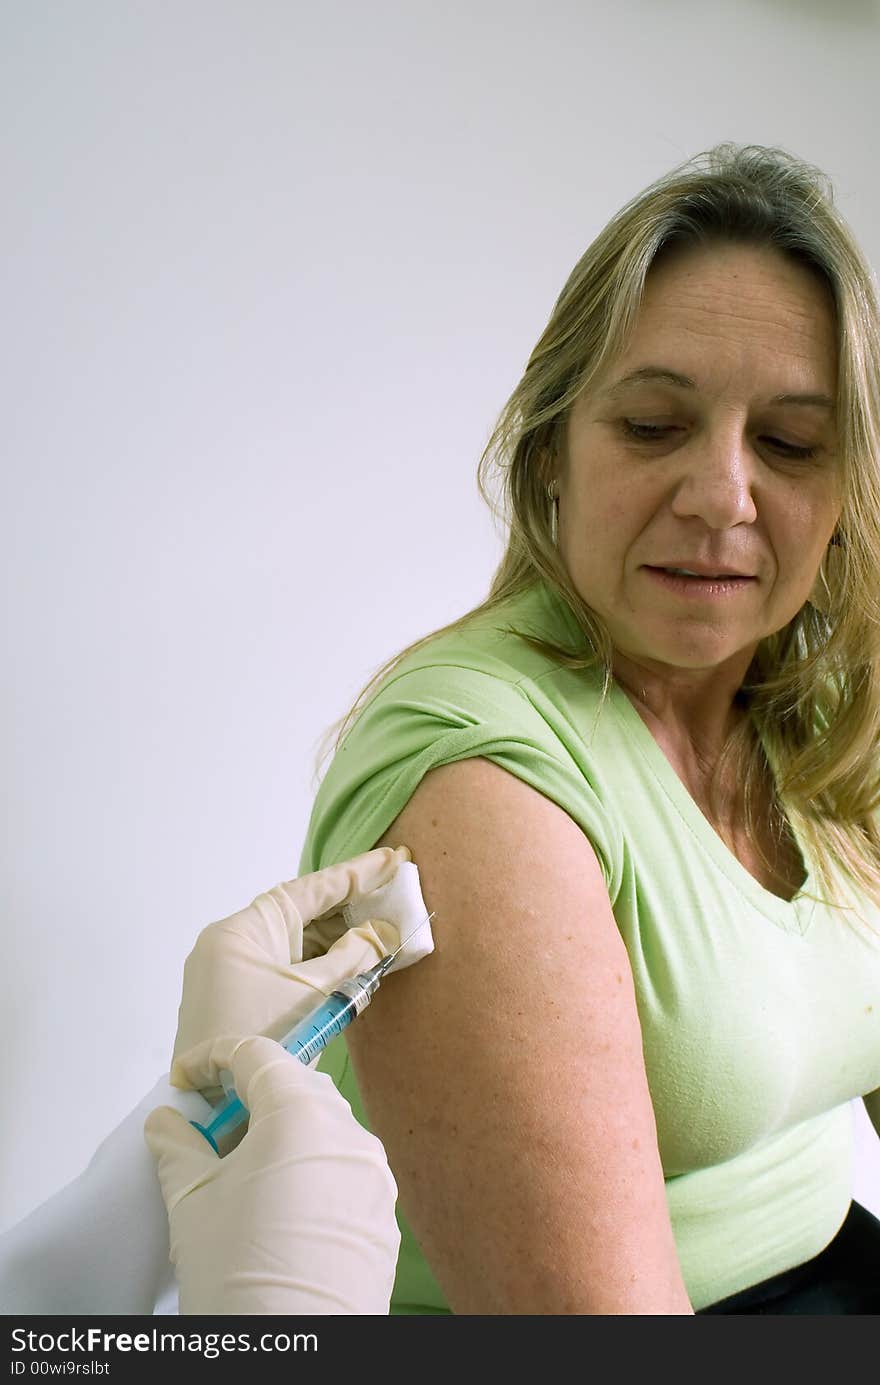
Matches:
[761,437,818,460]
[620,421,678,443]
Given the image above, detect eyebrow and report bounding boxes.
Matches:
[600,366,836,411]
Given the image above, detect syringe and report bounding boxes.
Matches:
[190,913,434,1153]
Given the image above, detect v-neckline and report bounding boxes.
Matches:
[606,677,819,936]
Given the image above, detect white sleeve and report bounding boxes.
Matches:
[0,1075,212,1315]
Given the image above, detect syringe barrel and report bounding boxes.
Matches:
[279,986,362,1064]
[189,978,374,1152]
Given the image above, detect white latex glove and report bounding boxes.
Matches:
[171,846,410,1092]
[145,1034,399,1315]
[0,847,418,1316]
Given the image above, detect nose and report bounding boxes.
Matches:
[668,425,759,531]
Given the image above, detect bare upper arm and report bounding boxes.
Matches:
[347,756,693,1314]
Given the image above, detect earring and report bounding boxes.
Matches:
[547,479,558,547]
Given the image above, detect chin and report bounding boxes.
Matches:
[639,634,752,670]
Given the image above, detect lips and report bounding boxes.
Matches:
[648,564,754,579]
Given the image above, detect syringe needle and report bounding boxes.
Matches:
[372,910,436,976]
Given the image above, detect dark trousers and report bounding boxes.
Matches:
[698,1201,880,1314]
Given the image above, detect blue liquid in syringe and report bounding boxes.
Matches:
[284,991,360,1064]
[192,988,362,1153]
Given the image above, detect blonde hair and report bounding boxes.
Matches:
[316,143,880,920]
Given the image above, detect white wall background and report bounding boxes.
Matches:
[3,0,880,1235]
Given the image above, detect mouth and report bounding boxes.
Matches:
[643,566,757,594]
[649,565,754,580]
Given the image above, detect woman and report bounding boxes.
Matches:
[297,144,880,1313]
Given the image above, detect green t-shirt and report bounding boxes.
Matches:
[299,581,880,1312]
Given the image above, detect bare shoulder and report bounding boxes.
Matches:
[383,755,615,950]
[348,757,692,1314]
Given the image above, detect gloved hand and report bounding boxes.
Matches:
[145,1035,399,1315]
[171,845,410,1090]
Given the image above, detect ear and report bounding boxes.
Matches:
[537,445,561,491]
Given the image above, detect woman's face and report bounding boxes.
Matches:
[558,242,841,686]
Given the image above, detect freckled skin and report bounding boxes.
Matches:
[556,242,841,754]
